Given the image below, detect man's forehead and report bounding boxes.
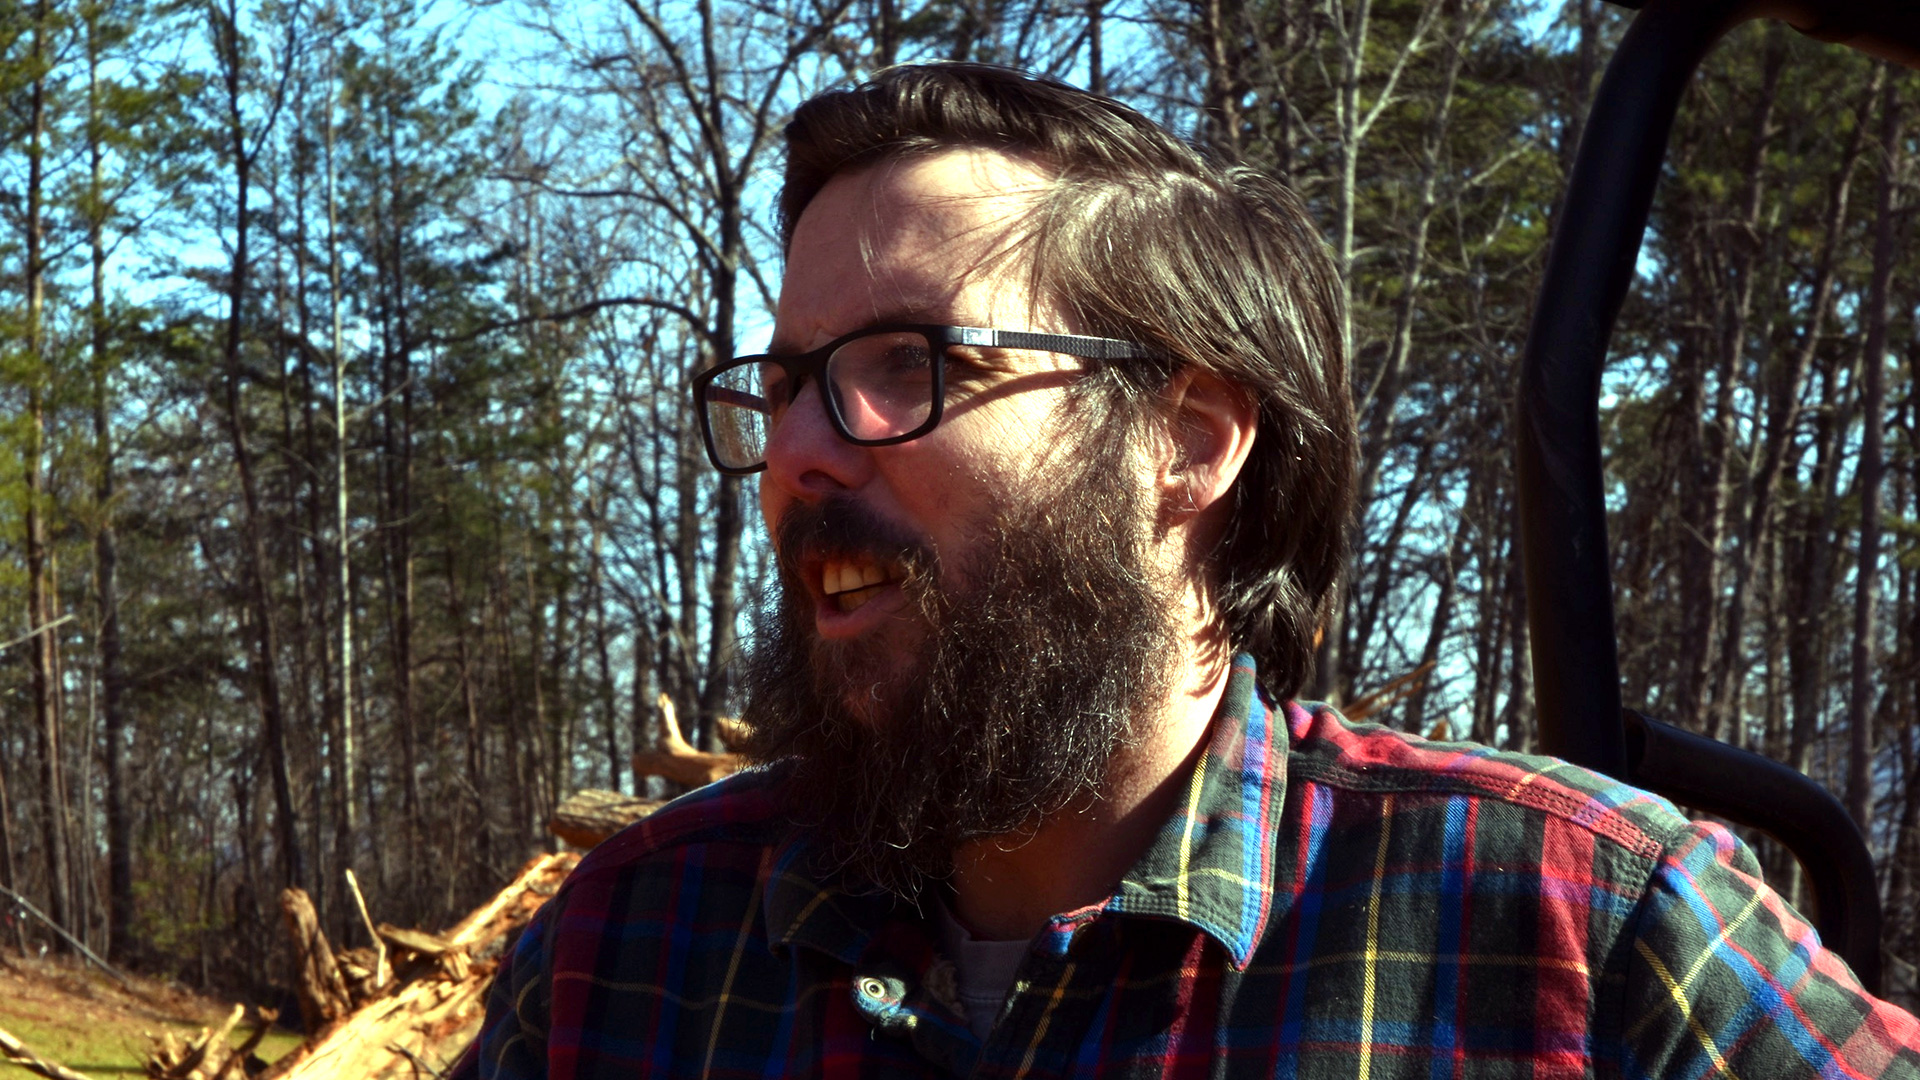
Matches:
[852,149,1052,229]
[775,148,1059,346]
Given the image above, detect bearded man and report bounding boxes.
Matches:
[459,63,1918,1078]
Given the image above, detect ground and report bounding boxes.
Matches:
[0,951,301,1078]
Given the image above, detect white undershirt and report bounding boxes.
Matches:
[934,898,1032,1039]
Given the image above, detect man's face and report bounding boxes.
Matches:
[759,149,1101,705]
[743,149,1180,895]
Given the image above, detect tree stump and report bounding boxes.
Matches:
[276,889,351,1034]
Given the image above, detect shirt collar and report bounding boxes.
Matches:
[762,654,1286,971]
[763,839,903,966]
[1093,654,1283,969]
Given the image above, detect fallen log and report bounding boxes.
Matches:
[259,851,577,1080]
[548,788,666,849]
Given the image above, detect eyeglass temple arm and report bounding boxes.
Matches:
[967,328,1151,361]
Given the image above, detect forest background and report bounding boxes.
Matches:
[3,0,1919,1015]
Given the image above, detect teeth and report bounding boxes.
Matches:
[822,559,895,599]
[833,584,886,613]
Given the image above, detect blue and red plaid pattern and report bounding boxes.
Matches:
[457,657,1920,1077]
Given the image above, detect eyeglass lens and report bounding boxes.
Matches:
[704,330,939,470]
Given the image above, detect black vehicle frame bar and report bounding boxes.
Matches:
[1517,0,1918,994]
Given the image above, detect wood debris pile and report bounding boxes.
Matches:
[252,851,576,1080]
[241,695,740,1076]
[0,989,276,1080]
[2,694,743,1080]
[147,1004,278,1080]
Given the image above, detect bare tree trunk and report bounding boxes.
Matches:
[1468,468,1503,745]
[24,0,72,943]
[1667,34,1783,741]
[270,208,326,928]
[1086,0,1103,95]
[82,2,134,963]
[213,0,303,891]
[278,888,351,1033]
[283,60,340,938]
[448,545,492,870]
[50,553,87,947]
[1847,69,1901,829]
[1351,0,1473,517]
[666,411,703,743]
[378,47,423,908]
[1556,0,1602,181]
[588,516,623,791]
[1405,492,1473,736]
[1786,337,1855,776]
[525,545,555,841]
[1708,62,1873,749]
[324,28,358,897]
[1308,0,1442,703]
[698,211,743,742]
[0,741,26,954]
[1196,0,1245,156]
[1347,441,1436,687]
[876,0,896,66]
[1499,514,1532,753]
[492,545,534,847]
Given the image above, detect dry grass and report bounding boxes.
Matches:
[0,951,300,1078]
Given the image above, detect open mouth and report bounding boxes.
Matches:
[821,556,904,613]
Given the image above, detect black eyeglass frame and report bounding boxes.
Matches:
[690,323,1156,475]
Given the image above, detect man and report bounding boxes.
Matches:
[461,63,1919,1078]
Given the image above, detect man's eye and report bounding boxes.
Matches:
[940,346,997,383]
[878,343,932,373]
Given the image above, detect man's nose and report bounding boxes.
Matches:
[761,378,872,499]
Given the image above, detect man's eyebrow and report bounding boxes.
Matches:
[871,300,947,324]
[766,304,951,355]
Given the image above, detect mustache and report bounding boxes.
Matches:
[773,494,939,579]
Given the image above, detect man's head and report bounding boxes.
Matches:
[775,62,1354,695]
[732,63,1353,896]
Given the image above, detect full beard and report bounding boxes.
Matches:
[740,446,1180,901]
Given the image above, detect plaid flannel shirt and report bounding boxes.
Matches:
[457,656,1920,1078]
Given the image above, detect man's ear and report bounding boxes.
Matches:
[1159,369,1257,519]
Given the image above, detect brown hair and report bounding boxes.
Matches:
[780,62,1354,699]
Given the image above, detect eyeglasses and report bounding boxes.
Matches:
[691,323,1155,475]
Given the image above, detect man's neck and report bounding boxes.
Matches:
[945,647,1233,942]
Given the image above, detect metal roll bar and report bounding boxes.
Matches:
[1518,0,1920,996]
